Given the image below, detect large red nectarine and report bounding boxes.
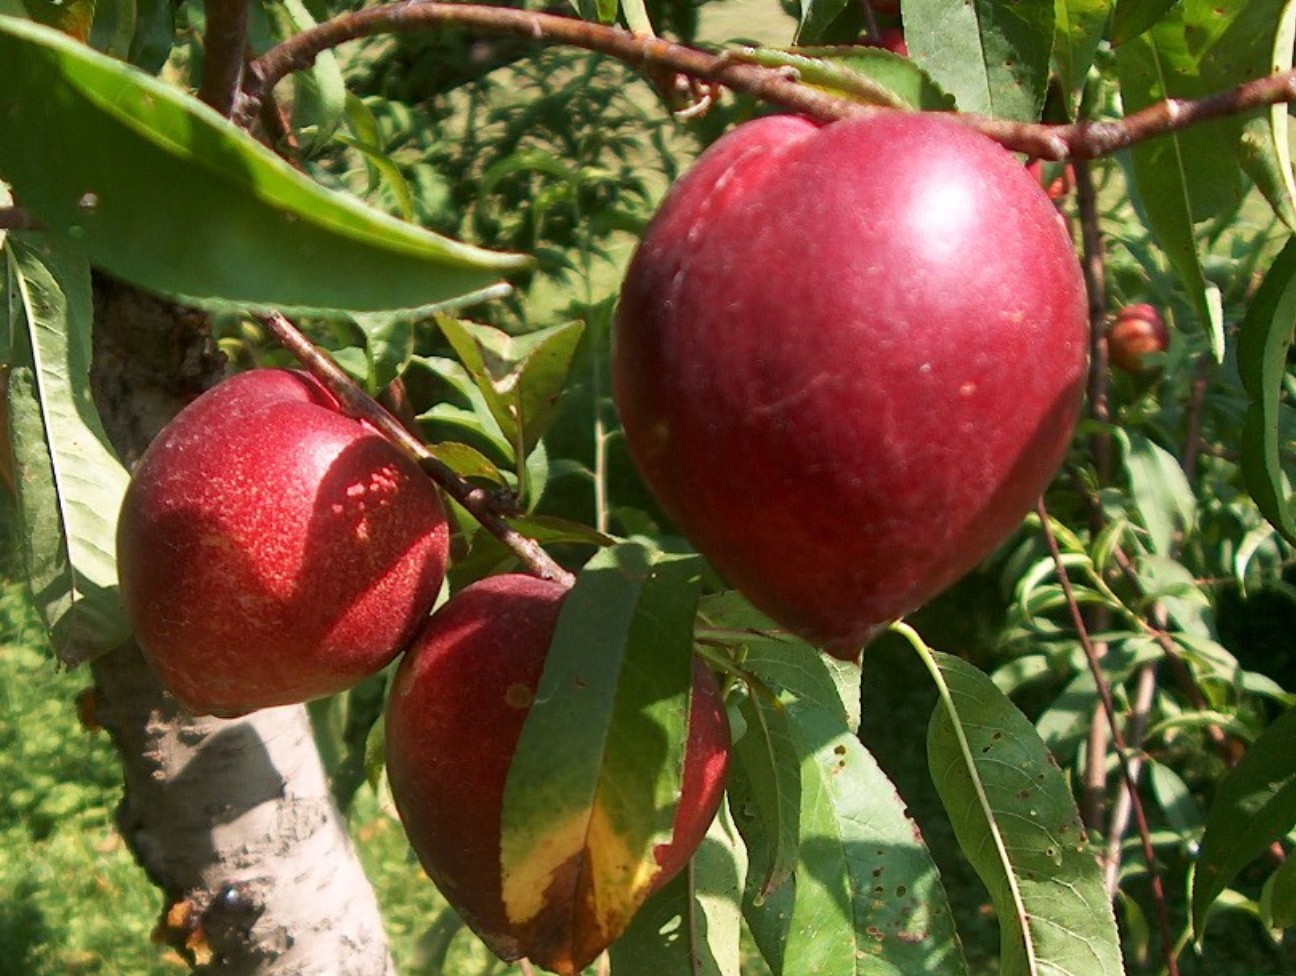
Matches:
[384,573,730,975]
[614,113,1088,657]
[117,368,450,715]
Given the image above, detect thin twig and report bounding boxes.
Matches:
[198,0,252,116]
[1074,158,1112,482]
[1073,154,1117,833]
[1082,711,1110,832]
[241,1,1296,161]
[257,311,576,587]
[1037,501,1180,976]
[1181,358,1211,483]
[1103,662,1159,894]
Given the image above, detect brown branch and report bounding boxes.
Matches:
[240,1,1296,161]
[239,3,878,132]
[257,312,576,587]
[1037,501,1180,976]
[198,0,252,117]
[1075,159,1112,481]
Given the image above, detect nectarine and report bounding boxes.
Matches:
[614,113,1088,657]
[1107,303,1169,374]
[117,368,450,715]
[384,573,730,975]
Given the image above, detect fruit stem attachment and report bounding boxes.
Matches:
[258,310,575,587]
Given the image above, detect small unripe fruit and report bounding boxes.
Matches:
[385,574,730,975]
[1107,303,1169,374]
[614,114,1088,658]
[117,368,450,716]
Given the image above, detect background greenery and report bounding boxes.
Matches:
[5,0,1296,972]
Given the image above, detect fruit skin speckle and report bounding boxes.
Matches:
[117,368,450,717]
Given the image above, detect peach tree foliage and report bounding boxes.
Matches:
[1,0,1295,973]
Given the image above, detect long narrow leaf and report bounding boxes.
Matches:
[499,541,701,972]
[903,0,1053,121]
[0,15,530,315]
[1191,705,1296,935]
[1051,0,1113,117]
[1238,236,1296,545]
[4,234,131,664]
[737,638,969,976]
[925,652,1124,976]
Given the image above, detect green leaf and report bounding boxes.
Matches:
[733,684,801,899]
[610,796,749,976]
[1137,555,1217,638]
[341,93,417,221]
[3,234,131,665]
[1197,0,1296,233]
[925,652,1124,976]
[1191,705,1296,935]
[619,0,653,37]
[737,640,969,976]
[263,0,347,157]
[429,440,511,487]
[1239,236,1296,545]
[1110,0,1177,45]
[436,316,585,463]
[499,540,703,965]
[1115,429,1197,554]
[732,47,955,111]
[349,311,415,393]
[795,0,850,46]
[1114,1,1273,357]
[0,15,530,315]
[572,0,617,26]
[1052,0,1113,116]
[903,0,1054,120]
[1261,856,1296,930]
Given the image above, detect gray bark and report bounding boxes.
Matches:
[91,644,396,976]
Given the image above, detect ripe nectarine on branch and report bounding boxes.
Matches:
[117,368,450,715]
[385,573,731,975]
[614,112,1089,657]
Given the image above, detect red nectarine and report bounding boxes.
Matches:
[117,368,450,715]
[614,113,1088,658]
[384,573,730,975]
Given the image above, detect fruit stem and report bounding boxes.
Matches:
[258,311,576,587]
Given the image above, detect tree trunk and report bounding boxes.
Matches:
[89,278,396,975]
[91,645,396,976]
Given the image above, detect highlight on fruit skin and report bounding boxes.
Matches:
[1107,303,1170,375]
[613,112,1089,660]
[116,368,450,717]
[384,573,731,976]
